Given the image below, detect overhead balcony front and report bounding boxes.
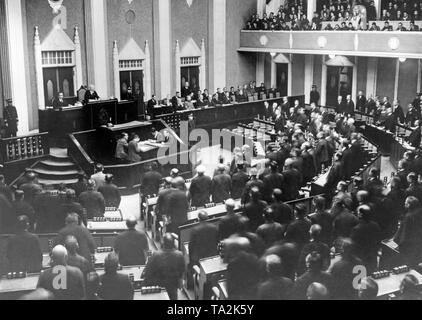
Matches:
[239,30,422,58]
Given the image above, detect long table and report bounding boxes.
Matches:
[156,96,304,131]
[39,99,138,137]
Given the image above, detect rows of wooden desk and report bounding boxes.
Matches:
[0,265,169,300]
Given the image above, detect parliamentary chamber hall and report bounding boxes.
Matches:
[1,0,422,302]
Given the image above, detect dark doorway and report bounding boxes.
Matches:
[326,66,353,106]
[43,67,75,106]
[120,69,144,115]
[276,63,288,97]
[181,66,200,93]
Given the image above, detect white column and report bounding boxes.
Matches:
[90,0,108,98]
[288,54,293,96]
[270,59,277,89]
[34,27,44,110]
[213,0,226,91]
[321,55,327,107]
[144,40,152,101]
[74,27,83,90]
[373,0,381,20]
[112,41,120,100]
[257,0,266,18]
[307,0,316,23]
[5,0,29,134]
[352,57,358,103]
[394,59,400,101]
[256,53,265,85]
[200,39,206,91]
[417,59,421,94]
[158,0,171,99]
[175,40,181,95]
[366,57,378,97]
[304,55,314,104]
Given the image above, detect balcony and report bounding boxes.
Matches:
[239,30,422,58]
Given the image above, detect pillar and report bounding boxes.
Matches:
[307,0,316,23]
[304,55,314,104]
[257,0,266,18]
[144,40,152,101]
[112,41,120,100]
[321,55,327,107]
[5,0,29,134]
[394,59,400,101]
[157,0,171,98]
[89,0,109,97]
[213,0,226,91]
[34,27,45,110]
[366,57,378,97]
[175,40,181,95]
[74,27,83,90]
[352,57,358,103]
[417,59,421,94]
[200,39,206,91]
[270,58,277,89]
[256,53,265,85]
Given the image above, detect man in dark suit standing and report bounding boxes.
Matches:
[356,91,367,113]
[335,96,345,114]
[6,215,42,273]
[146,95,158,117]
[231,163,249,200]
[143,234,186,300]
[188,211,219,267]
[282,159,301,202]
[181,82,192,99]
[114,216,149,266]
[211,164,232,203]
[3,98,18,137]
[365,95,376,114]
[345,95,355,116]
[171,92,183,112]
[98,253,134,300]
[310,85,320,106]
[84,84,100,103]
[189,165,212,207]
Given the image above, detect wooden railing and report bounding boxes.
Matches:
[0,133,49,165]
[67,133,95,177]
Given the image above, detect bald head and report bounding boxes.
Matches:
[64,235,79,255]
[51,245,68,266]
[104,253,119,274]
[198,210,209,222]
[225,199,236,213]
[163,233,175,250]
[310,224,322,240]
[126,216,138,229]
[307,283,329,300]
[171,177,186,190]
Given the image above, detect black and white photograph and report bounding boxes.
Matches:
[1,0,422,307]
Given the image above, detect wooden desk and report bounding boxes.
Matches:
[197,256,227,300]
[39,100,138,137]
[87,220,128,232]
[134,289,169,300]
[373,270,422,298]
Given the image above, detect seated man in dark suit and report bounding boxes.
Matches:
[52,92,67,110]
[114,216,149,266]
[84,84,100,102]
[127,134,142,163]
[64,235,92,277]
[98,253,134,300]
[6,215,42,273]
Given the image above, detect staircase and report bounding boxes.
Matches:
[32,148,81,187]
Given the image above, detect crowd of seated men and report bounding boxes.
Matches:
[0,164,122,234]
[146,81,281,117]
[245,0,422,31]
[381,0,422,21]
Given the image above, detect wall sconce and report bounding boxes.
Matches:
[388,37,400,50]
[329,54,336,59]
[399,57,407,63]
[270,52,276,57]
[317,36,327,48]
